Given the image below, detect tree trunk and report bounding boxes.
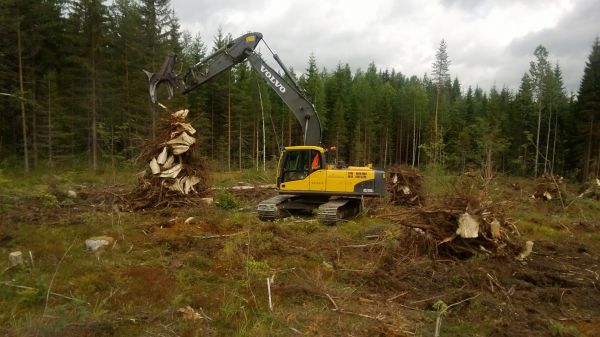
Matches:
[395,125,400,163]
[32,100,38,168]
[256,116,259,170]
[211,100,214,160]
[383,127,388,168]
[417,114,422,168]
[544,106,552,174]
[434,85,440,164]
[365,122,369,164]
[412,100,417,167]
[252,114,256,169]
[124,39,131,159]
[239,120,242,171]
[228,73,231,171]
[151,105,156,141]
[258,83,266,171]
[594,142,600,178]
[17,19,29,172]
[47,75,53,169]
[287,112,291,146]
[583,117,594,180]
[551,111,558,174]
[91,44,98,172]
[534,102,542,177]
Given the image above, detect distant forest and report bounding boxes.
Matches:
[1,0,599,180]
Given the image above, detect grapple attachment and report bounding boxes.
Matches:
[143,52,183,103]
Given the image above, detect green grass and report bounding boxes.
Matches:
[2,167,600,336]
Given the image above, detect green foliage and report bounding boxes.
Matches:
[0,169,11,185]
[247,258,270,277]
[0,0,593,181]
[548,319,581,337]
[433,300,448,315]
[215,190,242,209]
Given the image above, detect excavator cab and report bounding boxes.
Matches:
[277,146,325,188]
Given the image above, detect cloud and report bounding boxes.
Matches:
[170,0,597,92]
[506,0,599,91]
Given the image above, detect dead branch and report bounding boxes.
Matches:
[0,281,89,305]
[43,243,74,318]
[192,231,245,239]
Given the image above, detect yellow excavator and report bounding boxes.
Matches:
[145,32,385,224]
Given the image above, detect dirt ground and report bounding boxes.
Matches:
[0,173,599,336]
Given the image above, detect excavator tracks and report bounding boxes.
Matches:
[257,195,295,221]
[258,195,362,225]
[317,198,361,225]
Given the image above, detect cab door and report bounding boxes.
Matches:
[308,150,326,191]
[279,150,310,191]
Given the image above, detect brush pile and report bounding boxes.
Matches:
[130,108,209,209]
[578,178,600,200]
[384,193,519,258]
[386,165,423,206]
[532,173,564,201]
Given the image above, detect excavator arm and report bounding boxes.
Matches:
[144,32,322,146]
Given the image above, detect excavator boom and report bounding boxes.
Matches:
[144,32,322,146]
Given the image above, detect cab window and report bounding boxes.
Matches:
[282,150,309,182]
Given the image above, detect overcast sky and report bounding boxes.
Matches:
[171,0,599,93]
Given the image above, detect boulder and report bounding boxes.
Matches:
[85,236,115,251]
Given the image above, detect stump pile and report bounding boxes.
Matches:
[131,108,209,209]
[578,178,600,200]
[532,173,563,201]
[386,165,423,206]
[384,194,518,258]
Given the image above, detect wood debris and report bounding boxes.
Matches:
[383,193,519,259]
[130,107,209,209]
[532,173,563,201]
[386,165,423,206]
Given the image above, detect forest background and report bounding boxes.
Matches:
[1,0,599,181]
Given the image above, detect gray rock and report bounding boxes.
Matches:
[85,236,115,251]
[9,251,23,266]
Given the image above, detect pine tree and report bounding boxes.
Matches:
[512,73,536,174]
[431,39,451,164]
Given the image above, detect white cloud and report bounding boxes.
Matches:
[171,0,597,92]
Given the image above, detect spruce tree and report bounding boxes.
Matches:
[576,38,600,179]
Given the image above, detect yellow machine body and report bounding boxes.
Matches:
[276,146,385,197]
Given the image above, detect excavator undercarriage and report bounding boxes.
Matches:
[257,195,362,225]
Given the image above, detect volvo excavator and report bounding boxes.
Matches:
[144,32,385,224]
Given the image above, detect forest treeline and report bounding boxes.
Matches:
[1,0,599,180]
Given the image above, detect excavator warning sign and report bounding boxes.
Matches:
[246,36,256,42]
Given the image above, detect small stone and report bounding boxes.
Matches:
[85,236,115,252]
[200,197,214,206]
[9,251,23,266]
[67,190,77,198]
